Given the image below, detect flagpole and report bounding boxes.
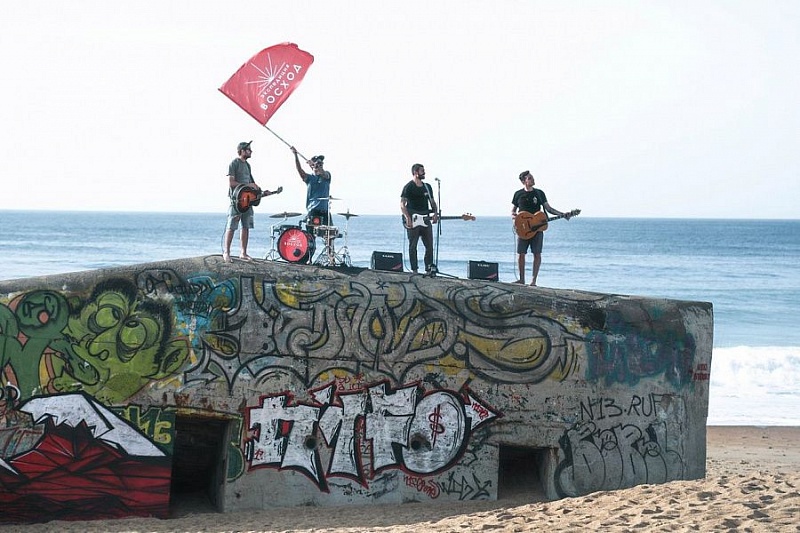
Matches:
[264,125,309,162]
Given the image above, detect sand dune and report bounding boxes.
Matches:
[2,426,799,532]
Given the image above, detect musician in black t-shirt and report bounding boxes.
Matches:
[511,170,573,286]
[400,163,439,274]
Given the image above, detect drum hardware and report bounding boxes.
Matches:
[310,197,351,267]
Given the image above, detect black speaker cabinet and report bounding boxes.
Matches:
[468,260,499,281]
[371,251,404,272]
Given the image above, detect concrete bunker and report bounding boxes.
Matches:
[0,256,712,523]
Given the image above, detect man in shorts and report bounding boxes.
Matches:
[511,170,573,286]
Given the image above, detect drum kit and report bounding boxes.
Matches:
[265,197,357,267]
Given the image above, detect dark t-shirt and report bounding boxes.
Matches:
[401,180,434,214]
[512,187,547,214]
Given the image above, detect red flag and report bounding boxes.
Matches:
[219,43,314,125]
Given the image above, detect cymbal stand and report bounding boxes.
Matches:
[337,214,352,267]
[265,216,288,261]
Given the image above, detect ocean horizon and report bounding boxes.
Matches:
[2,210,799,425]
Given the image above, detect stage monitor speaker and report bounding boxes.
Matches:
[371,251,404,272]
[468,260,499,281]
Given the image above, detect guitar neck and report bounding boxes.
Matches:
[547,209,579,222]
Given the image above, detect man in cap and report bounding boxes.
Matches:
[223,140,262,262]
[292,147,332,227]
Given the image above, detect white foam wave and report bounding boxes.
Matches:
[708,346,800,425]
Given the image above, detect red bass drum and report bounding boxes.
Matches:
[277,227,315,263]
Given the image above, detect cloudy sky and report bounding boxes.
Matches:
[1,1,798,218]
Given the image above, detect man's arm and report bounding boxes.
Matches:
[543,202,570,218]
[400,197,412,229]
[291,147,308,182]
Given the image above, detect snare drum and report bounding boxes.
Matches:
[278,227,316,263]
[273,223,299,235]
[312,225,341,240]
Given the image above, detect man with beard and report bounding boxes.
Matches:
[223,141,263,262]
[401,163,439,275]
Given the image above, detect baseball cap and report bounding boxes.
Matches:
[237,141,253,151]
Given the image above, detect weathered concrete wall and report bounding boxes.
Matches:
[0,256,712,522]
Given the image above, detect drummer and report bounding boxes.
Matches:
[291,147,333,228]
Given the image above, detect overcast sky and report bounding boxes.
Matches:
[1,1,798,218]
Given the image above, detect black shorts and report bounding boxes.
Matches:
[517,232,544,254]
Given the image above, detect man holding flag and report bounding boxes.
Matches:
[218,42,316,263]
[292,147,332,226]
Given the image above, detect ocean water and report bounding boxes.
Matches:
[2,210,799,425]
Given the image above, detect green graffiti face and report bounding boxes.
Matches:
[54,284,189,404]
[16,291,69,339]
[82,291,163,367]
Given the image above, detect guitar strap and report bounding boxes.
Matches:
[423,182,434,208]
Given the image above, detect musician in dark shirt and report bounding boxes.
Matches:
[400,163,438,275]
[511,170,573,286]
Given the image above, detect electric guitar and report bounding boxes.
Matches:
[232,184,283,214]
[403,212,476,228]
[514,209,580,239]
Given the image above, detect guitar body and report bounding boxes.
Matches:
[514,211,549,239]
[233,184,283,214]
[406,213,432,228]
[514,209,580,239]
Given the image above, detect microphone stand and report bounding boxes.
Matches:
[429,178,457,279]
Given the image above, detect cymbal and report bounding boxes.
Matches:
[337,211,359,219]
[270,211,302,218]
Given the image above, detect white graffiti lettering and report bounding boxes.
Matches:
[245,381,499,490]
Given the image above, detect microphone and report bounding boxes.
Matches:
[435,177,441,182]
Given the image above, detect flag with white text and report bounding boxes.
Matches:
[219,43,314,125]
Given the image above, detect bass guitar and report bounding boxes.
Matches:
[514,209,580,239]
[403,213,476,228]
[232,184,283,214]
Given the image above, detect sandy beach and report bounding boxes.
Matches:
[2,426,798,532]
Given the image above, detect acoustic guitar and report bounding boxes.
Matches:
[514,209,580,239]
[232,184,283,214]
[403,213,476,228]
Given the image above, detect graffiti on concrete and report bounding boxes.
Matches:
[584,302,697,387]
[0,392,171,523]
[1,280,190,404]
[150,272,585,392]
[244,379,500,491]
[0,265,708,518]
[554,416,685,497]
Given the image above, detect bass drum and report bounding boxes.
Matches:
[278,227,315,263]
